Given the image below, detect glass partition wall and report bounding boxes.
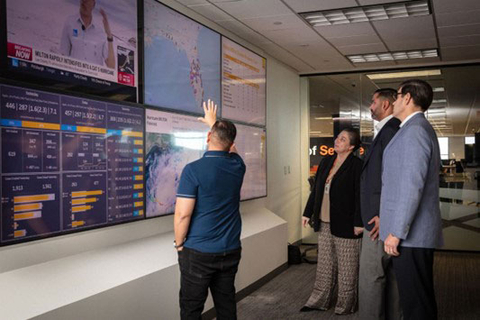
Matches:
[308,65,480,252]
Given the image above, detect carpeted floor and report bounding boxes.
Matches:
[234,251,480,320]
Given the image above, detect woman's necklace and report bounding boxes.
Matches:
[325,157,345,194]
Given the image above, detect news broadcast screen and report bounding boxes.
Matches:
[0,83,145,246]
[5,0,138,101]
[143,0,221,115]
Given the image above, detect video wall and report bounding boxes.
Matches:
[0,0,267,246]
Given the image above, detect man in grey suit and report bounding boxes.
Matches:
[380,79,444,320]
[359,88,401,320]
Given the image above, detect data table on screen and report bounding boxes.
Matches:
[0,84,145,245]
[222,38,266,126]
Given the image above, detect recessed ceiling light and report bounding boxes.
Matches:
[366,69,442,80]
[433,87,445,92]
[347,49,438,63]
[432,99,447,104]
[300,0,429,27]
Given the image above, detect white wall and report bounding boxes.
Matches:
[264,59,304,244]
[300,78,317,244]
[0,1,305,318]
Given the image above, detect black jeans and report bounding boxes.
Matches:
[178,247,242,320]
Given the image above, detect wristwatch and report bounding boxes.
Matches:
[173,240,184,249]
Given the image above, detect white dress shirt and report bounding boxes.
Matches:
[373,114,394,139]
[400,111,423,128]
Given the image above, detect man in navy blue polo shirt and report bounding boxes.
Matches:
[174,100,246,320]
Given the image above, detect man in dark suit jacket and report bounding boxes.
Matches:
[359,88,402,320]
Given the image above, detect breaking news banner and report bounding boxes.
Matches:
[6,0,137,89]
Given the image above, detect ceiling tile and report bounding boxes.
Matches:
[351,61,398,68]
[386,38,438,51]
[357,0,405,4]
[187,3,233,21]
[176,0,208,5]
[337,42,388,55]
[235,30,273,46]
[374,16,437,51]
[215,19,255,35]
[435,10,480,27]
[438,23,480,38]
[283,0,358,13]
[373,16,436,41]
[259,43,317,72]
[441,45,480,61]
[261,27,323,45]
[282,37,336,51]
[214,0,292,19]
[240,14,309,32]
[307,63,354,74]
[328,34,382,47]
[440,35,480,47]
[394,57,441,65]
[283,43,349,66]
[433,0,480,14]
[314,22,377,39]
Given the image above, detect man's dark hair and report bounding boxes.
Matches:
[398,79,433,111]
[211,120,237,150]
[374,88,397,105]
[342,127,361,152]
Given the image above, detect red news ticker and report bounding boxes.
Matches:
[7,43,33,61]
[118,72,135,86]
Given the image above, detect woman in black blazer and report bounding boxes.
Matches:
[301,127,364,315]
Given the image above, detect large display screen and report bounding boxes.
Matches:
[145,109,208,217]
[145,108,267,218]
[143,0,221,115]
[0,84,144,245]
[5,0,138,101]
[222,38,266,126]
[235,124,267,200]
